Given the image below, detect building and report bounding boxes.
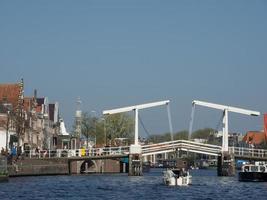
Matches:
[0,80,24,151]
[0,80,61,152]
[242,114,267,148]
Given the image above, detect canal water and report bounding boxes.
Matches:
[1,169,267,200]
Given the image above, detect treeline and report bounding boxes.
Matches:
[148,128,217,143]
[75,112,219,146]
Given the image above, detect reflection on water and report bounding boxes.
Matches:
[1,169,267,200]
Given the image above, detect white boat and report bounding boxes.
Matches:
[239,161,267,182]
[163,168,192,186]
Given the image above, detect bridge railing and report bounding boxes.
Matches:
[229,147,267,158]
[142,140,222,156]
[23,146,130,159]
[142,140,222,149]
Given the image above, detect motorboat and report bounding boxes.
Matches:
[239,161,267,182]
[163,168,192,186]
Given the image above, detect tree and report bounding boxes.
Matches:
[173,130,189,140]
[148,130,189,143]
[105,113,134,146]
[81,112,97,148]
[191,128,215,140]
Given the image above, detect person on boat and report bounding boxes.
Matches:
[181,168,187,177]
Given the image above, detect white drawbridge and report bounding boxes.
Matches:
[189,100,260,152]
[103,100,174,154]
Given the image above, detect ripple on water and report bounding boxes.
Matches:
[1,169,267,200]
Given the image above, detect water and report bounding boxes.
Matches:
[1,169,267,200]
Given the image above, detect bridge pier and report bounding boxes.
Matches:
[128,145,142,176]
[128,154,142,176]
[217,151,235,176]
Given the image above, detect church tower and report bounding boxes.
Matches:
[75,97,82,139]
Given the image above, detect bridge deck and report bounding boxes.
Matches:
[21,140,267,161]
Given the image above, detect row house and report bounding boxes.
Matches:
[0,81,23,151]
[0,79,60,152]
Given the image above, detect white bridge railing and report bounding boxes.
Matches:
[21,140,267,160]
[142,140,222,156]
[229,147,267,159]
[23,146,129,159]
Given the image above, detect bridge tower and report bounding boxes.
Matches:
[103,100,173,176]
[189,100,260,176]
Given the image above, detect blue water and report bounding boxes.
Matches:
[1,169,267,200]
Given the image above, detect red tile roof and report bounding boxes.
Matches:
[243,114,267,145]
[0,83,22,112]
[243,131,266,145]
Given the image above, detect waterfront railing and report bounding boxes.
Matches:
[23,146,130,159]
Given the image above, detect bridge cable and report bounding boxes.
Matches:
[214,112,224,132]
[138,115,151,138]
[166,103,175,153]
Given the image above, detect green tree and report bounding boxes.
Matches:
[105,113,134,146]
[148,132,172,143]
[173,130,189,140]
[148,130,189,143]
[191,128,215,140]
[81,112,97,148]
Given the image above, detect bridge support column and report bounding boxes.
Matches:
[128,154,142,176]
[217,151,235,176]
[128,145,142,176]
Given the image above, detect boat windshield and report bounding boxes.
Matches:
[251,166,258,172]
[260,166,265,172]
[244,166,250,172]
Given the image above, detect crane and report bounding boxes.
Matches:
[189,100,260,152]
[103,100,173,154]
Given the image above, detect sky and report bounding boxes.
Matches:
[0,1,267,137]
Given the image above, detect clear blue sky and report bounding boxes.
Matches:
[1,1,267,136]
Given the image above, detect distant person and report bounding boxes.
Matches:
[11,146,17,157]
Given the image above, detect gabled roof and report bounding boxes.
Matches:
[243,131,266,145]
[243,114,267,145]
[0,83,22,112]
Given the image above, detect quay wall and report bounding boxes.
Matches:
[8,158,69,177]
[8,158,122,177]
